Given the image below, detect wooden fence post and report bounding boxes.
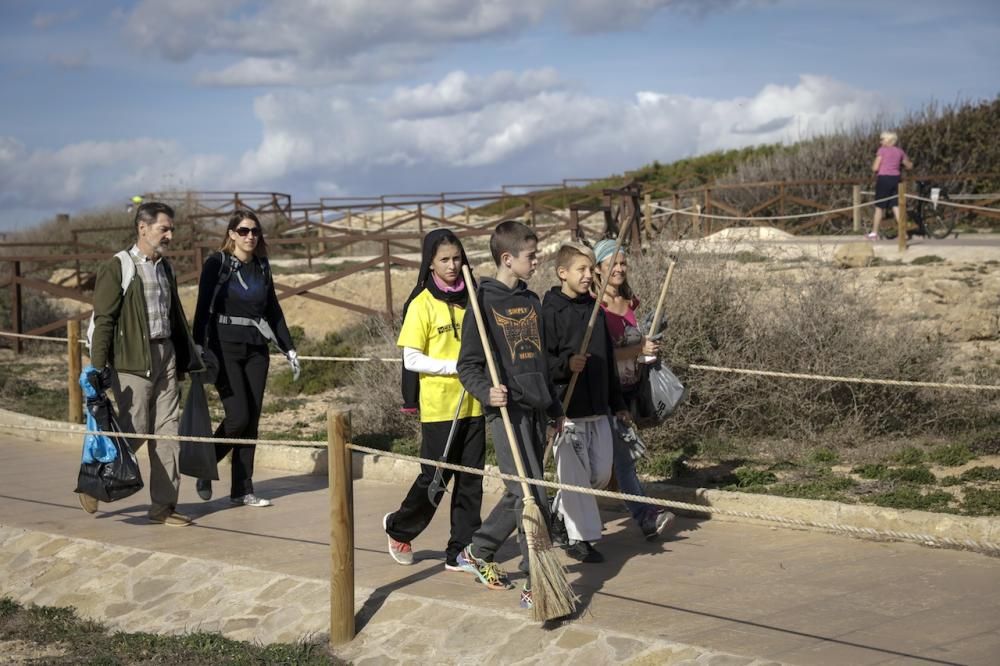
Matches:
[383,240,394,320]
[67,320,82,423]
[417,203,424,235]
[897,182,908,253]
[852,185,862,233]
[704,189,712,236]
[305,210,313,269]
[440,199,446,228]
[11,260,22,354]
[71,229,82,288]
[327,409,355,647]
[672,193,680,239]
[694,205,702,238]
[465,205,471,228]
[643,193,652,239]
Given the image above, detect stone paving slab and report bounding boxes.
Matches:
[1,435,999,665]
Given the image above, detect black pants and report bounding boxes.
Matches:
[212,341,269,498]
[471,406,549,574]
[385,416,486,563]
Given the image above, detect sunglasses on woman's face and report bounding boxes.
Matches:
[234,226,262,237]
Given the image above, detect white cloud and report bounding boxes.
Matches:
[32,9,80,30]
[124,0,544,86]
[0,136,226,213]
[0,71,888,228]
[48,50,91,70]
[121,0,758,86]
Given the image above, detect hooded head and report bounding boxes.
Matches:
[399,229,473,411]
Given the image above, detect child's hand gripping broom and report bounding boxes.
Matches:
[461,264,577,622]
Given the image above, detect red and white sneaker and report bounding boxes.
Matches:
[383,513,414,565]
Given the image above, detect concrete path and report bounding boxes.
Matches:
[1,434,998,665]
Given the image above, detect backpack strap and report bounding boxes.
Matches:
[86,250,135,351]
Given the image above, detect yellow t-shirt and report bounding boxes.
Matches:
[397,288,482,423]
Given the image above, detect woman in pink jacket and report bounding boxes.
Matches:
[868,131,914,240]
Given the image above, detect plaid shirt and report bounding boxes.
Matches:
[129,245,172,340]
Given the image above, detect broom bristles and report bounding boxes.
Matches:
[522,501,577,621]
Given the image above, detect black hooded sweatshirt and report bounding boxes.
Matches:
[457,277,563,420]
[399,229,471,411]
[541,286,627,419]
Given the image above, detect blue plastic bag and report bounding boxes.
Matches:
[79,367,117,464]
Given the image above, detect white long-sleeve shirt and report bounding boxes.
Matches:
[403,346,457,376]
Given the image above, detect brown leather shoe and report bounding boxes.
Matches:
[78,493,98,514]
[149,511,193,527]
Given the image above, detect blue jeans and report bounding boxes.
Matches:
[612,428,651,523]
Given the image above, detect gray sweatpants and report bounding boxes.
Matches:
[112,339,181,518]
[470,405,550,574]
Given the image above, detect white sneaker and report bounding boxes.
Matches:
[230,493,272,507]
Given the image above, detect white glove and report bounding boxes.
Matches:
[287,350,301,382]
[195,344,205,359]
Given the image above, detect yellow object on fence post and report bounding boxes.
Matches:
[67,320,82,424]
[327,409,355,647]
[897,182,908,253]
[852,185,861,232]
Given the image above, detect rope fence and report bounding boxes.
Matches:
[3,331,998,392]
[648,195,896,222]
[3,421,997,555]
[908,195,1000,215]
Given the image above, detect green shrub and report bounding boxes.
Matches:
[868,487,953,511]
[959,466,1000,483]
[892,446,926,465]
[808,447,839,465]
[928,443,975,467]
[962,488,1000,516]
[911,255,944,265]
[938,476,962,487]
[732,467,778,488]
[853,463,888,479]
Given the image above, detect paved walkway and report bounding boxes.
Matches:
[1,435,998,665]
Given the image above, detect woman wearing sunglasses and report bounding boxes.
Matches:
[191,209,299,508]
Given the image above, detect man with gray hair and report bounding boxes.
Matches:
[83,201,204,525]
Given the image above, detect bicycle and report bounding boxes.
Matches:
[882,180,959,240]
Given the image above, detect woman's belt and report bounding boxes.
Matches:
[216,314,279,347]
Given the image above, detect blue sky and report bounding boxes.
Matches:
[1,0,998,230]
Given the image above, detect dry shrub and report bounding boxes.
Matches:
[628,241,955,448]
[348,316,419,440]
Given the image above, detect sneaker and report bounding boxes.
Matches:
[520,582,533,610]
[550,512,569,548]
[866,232,880,240]
[230,493,272,508]
[77,493,98,514]
[640,509,677,541]
[565,541,604,563]
[383,513,413,565]
[456,546,513,590]
[149,511,192,527]
[444,560,464,573]
[196,479,212,501]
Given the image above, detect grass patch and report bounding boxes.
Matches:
[867,486,954,511]
[927,443,975,467]
[0,365,67,421]
[938,476,962,487]
[729,251,769,264]
[762,475,857,501]
[891,446,926,465]
[261,397,307,415]
[731,466,777,488]
[268,325,368,396]
[960,466,1000,483]
[911,255,944,265]
[0,597,339,665]
[962,488,1000,516]
[807,447,839,465]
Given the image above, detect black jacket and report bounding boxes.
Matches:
[541,287,626,419]
[457,277,563,420]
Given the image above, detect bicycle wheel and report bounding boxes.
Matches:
[923,205,958,239]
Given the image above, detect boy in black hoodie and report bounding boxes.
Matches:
[456,220,564,610]
[542,242,629,563]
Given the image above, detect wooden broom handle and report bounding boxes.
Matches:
[461,264,536,502]
[561,211,635,411]
[649,259,676,338]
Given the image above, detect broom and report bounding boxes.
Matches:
[648,257,677,342]
[461,264,577,622]
[543,213,635,464]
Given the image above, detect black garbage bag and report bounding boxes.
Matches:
[178,377,218,480]
[74,395,144,502]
